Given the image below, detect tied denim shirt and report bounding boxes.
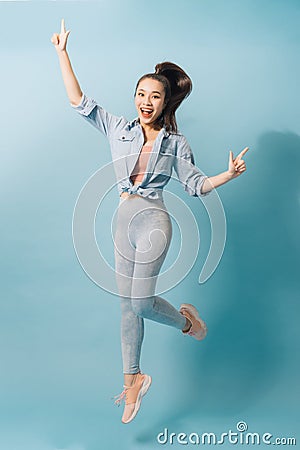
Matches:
[71,93,212,201]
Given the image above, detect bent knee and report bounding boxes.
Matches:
[131,298,155,317]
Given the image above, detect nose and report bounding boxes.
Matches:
[143,95,152,106]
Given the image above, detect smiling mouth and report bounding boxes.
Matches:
[141,108,154,117]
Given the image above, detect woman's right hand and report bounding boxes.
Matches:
[51,18,71,51]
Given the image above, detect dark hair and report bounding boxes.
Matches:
[134,61,192,133]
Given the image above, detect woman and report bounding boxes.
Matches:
[51,19,248,424]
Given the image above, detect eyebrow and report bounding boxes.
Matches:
[137,88,162,95]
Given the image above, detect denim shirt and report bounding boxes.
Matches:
[71,93,211,200]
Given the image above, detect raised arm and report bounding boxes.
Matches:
[51,19,82,106]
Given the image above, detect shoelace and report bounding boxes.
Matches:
[112,373,143,406]
[113,387,128,406]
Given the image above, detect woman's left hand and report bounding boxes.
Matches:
[228,147,249,179]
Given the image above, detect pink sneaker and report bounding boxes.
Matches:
[180,303,208,341]
[113,372,152,424]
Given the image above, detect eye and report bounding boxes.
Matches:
[137,92,144,97]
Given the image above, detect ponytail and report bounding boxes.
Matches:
[135,61,193,133]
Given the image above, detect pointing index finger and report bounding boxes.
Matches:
[61,18,66,34]
[237,147,249,160]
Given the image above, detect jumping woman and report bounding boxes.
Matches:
[51,19,248,424]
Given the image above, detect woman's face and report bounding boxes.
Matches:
[135,78,166,128]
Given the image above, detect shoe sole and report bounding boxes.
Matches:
[180,303,208,340]
[122,374,152,424]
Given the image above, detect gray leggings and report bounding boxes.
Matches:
[114,195,186,374]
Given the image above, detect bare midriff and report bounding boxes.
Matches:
[120,144,153,199]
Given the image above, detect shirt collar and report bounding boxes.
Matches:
[125,118,170,137]
[126,117,139,130]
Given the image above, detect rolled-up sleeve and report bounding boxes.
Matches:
[71,93,122,138]
[173,135,212,197]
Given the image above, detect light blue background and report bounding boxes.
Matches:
[0,0,299,449]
